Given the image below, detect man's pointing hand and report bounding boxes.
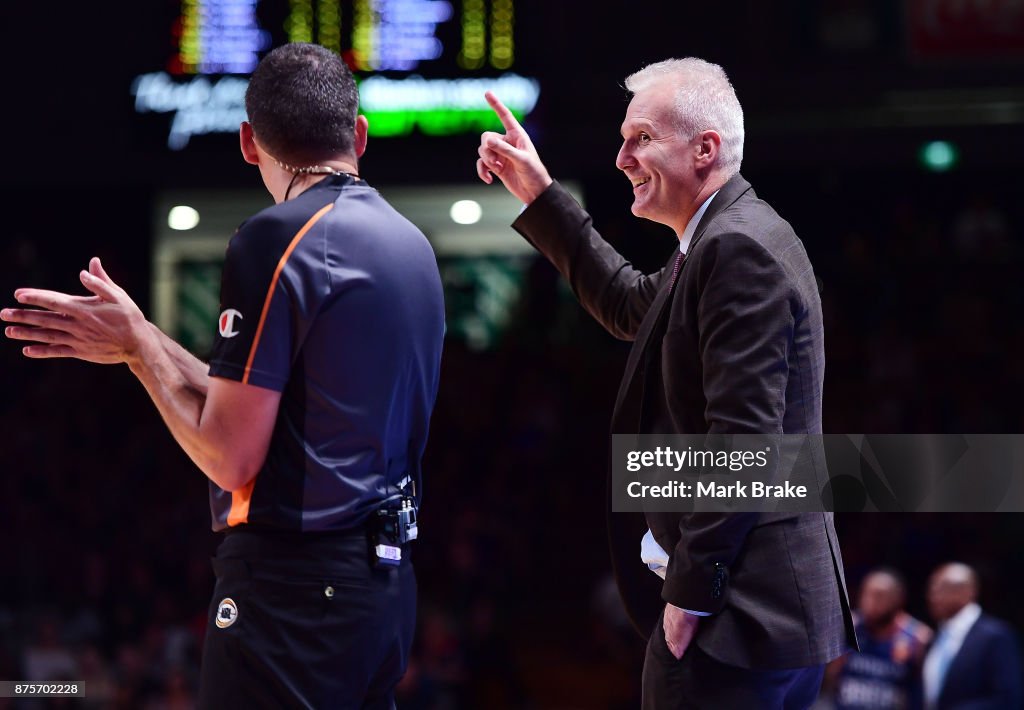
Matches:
[476,91,552,205]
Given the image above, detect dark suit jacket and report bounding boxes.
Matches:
[937,613,1024,710]
[513,174,856,670]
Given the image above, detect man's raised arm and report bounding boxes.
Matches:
[477,93,665,340]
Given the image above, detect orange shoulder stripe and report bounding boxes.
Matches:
[242,203,334,384]
[227,202,334,527]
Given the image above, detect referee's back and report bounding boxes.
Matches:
[207,172,445,532]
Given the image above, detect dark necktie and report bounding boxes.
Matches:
[668,250,686,291]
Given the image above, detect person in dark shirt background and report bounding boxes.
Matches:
[828,568,932,710]
[2,43,445,709]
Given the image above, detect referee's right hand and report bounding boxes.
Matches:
[3,257,147,365]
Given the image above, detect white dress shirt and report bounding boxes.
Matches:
[922,602,982,708]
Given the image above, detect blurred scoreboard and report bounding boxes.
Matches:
[132,0,539,149]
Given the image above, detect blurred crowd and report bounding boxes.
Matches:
[820,562,1022,709]
[1,171,1022,709]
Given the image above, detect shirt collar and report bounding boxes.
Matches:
[678,190,719,255]
[940,602,981,642]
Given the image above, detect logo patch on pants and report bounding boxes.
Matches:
[216,597,239,628]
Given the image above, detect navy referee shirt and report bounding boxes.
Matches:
[207,173,445,532]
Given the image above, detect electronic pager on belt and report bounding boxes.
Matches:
[371,496,418,569]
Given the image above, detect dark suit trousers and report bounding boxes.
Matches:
[642,611,825,709]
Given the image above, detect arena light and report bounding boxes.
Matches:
[168,205,201,231]
[919,140,959,173]
[449,199,482,225]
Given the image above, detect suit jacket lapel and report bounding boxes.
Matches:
[611,249,679,430]
[609,174,753,433]
[941,615,984,699]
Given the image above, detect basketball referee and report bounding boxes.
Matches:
[3,43,445,708]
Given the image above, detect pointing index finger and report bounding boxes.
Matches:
[485,91,522,132]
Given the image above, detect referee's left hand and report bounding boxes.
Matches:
[2,257,147,365]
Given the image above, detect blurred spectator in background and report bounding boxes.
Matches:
[923,562,1023,710]
[827,568,932,709]
[22,612,76,683]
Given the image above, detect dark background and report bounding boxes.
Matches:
[1,1,1022,707]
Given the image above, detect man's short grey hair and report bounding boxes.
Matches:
[624,58,745,177]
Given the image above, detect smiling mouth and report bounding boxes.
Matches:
[631,177,650,189]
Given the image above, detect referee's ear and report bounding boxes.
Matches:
[354,115,369,159]
[239,121,260,166]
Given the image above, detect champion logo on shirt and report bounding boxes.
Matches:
[218,309,243,338]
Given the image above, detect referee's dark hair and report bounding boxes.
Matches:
[245,43,359,165]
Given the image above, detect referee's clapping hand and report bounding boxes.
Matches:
[3,257,148,365]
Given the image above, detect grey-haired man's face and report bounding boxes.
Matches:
[615,80,700,234]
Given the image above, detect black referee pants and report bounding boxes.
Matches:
[197,528,415,710]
